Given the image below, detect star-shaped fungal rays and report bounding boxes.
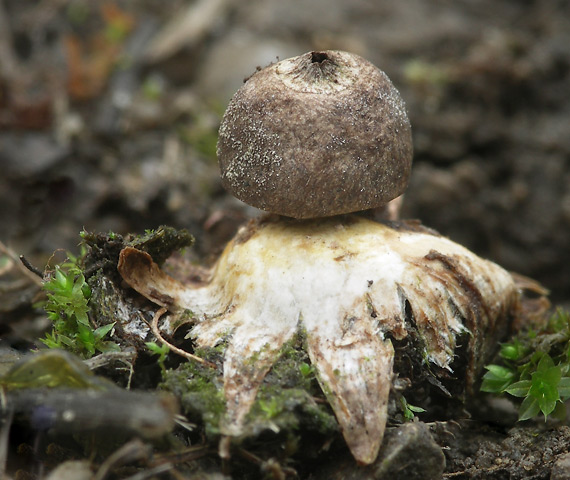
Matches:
[118,215,519,464]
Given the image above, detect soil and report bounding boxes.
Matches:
[0,1,569,479]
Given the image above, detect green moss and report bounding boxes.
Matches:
[482,308,570,421]
[39,249,119,358]
[81,225,194,275]
[161,334,338,443]
[194,341,227,366]
[267,335,314,389]
[126,226,194,266]
[161,356,226,438]
[249,383,338,436]
[246,334,338,436]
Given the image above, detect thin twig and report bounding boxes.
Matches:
[84,350,137,389]
[121,463,174,480]
[151,307,216,368]
[93,439,152,480]
[153,444,211,465]
[19,255,44,279]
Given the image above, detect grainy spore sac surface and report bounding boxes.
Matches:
[217,51,413,218]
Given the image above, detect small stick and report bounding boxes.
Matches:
[151,307,216,368]
[19,255,44,279]
[93,438,152,480]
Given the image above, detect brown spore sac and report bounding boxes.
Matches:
[217,50,413,219]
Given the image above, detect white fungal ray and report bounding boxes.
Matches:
[118,215,519,465]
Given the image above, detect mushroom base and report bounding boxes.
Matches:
[118,215,521,464]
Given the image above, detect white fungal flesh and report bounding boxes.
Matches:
[118,216,518,465]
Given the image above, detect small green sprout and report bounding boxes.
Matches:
[259,397,283,419]
[299,362,314,378]
[481,308,570,421]
[146,341,170,373]
[40,253,119,358]
[400,396,426,421]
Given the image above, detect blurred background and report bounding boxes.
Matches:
[0,0,569,303]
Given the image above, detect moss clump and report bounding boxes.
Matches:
[250,384,338,437]
[160,335,338,448]
[247,334,338,437]
[126,226,194,266]
[161,350,226,438]
[79,226,195,349]
[81,225,194,277]
[39,248,120,358]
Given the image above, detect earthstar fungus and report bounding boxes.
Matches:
[118,51,525,465]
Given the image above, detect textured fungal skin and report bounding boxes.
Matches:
[217,50,413,218]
